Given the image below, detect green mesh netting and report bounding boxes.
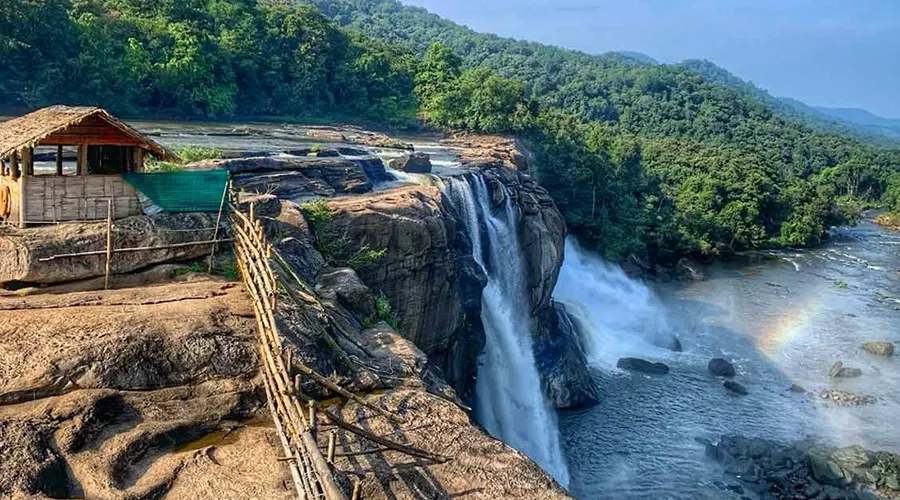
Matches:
[123,170,228,213]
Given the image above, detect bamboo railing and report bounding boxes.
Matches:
[230,201,348,500]
[230,197,452,500]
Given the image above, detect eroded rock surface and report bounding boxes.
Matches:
[0,279,290,500]
[0,213,218,286]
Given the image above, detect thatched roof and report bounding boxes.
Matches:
[0,106,177,162]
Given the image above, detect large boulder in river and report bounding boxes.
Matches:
[390,153,432,174]
[617,357,670,375]
[723,381,748,395]
[862,341,895,356]
[0,212,218,286]
[836,367,863,378]
[708,358,736,377]
[533,302,600,409]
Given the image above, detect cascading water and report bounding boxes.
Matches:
[446,176,570,486]
[553,238,674,369]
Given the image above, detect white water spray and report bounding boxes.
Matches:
[446,176,570,486]
[553,238,674,369]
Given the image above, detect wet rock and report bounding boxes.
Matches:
[862,341,895,357]
[789,384,806,393]
[835,367,863,378]
[708,358,736,377]
[617,357,670,375]
[533,302,600,409]
[829,361,844,377]
[390,152,432,174]
[724,381,748,395]
[819,389,876,406]
[676,257,705,281]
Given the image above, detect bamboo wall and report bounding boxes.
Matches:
[22,175,141,223]
[0,175,21,226]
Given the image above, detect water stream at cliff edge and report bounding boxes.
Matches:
[446,176,570,486]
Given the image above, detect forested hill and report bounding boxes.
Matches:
[678,60,900,148]
[308,0,900,257]
[2,0,899,262]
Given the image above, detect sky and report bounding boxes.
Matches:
[403,0,900,118]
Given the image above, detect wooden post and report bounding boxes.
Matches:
[207,179,229,273]
[351,479,362,500]
[56,146,63,176]
[308,401,316,436]
[22,147,33,176]
[327,431,336,463]
[104,200,113,289]
[294,374,302,394]
[133,148,144,172]
[77,145,88,176]
[10,151,19,179]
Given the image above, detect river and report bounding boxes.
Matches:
[557,219,900,499]
[142,121,899,499]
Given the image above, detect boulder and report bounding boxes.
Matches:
[789,384,806,393]
[724,381,748,395]
[315,267,377,318]
[617,357,670,375]
[390,152,432,174]
[862,341,895,357]
[829,361,844,377]
[533,302,600,409]
[0,212,219,286]
[834,367,863,378]
[708,358,736,377]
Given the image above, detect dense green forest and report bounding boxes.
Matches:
[2,0,899,263]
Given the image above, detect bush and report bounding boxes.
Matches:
[176,146,223,163]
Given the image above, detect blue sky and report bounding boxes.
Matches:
[403,0,900,118]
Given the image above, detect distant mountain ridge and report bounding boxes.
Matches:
[678,59,900,147]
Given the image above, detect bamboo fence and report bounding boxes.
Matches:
[229,198,450,500]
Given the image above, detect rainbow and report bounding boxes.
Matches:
[751,289,826,360]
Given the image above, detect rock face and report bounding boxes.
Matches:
[533,302,601,408]
[314,186,487,399]
[0,212,218,286]
[863,341,895,357]
[710,435,900,499]
[390,152,433,173]
[708,358,737,377]
[617,358,670,375]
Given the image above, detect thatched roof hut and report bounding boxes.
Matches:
[0,106,180,227]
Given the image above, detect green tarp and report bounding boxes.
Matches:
[122,170,228,213]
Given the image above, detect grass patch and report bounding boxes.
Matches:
[300,199,387,271]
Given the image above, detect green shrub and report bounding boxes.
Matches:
[176,146,223,163]
[374,292,400,330]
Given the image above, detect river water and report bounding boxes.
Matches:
[557,219,900,500]
[141,121,899,499]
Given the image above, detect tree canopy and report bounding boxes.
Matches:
[2,0,899,262]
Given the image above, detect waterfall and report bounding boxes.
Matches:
[553,238,674,369]
[446,176,570,486]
